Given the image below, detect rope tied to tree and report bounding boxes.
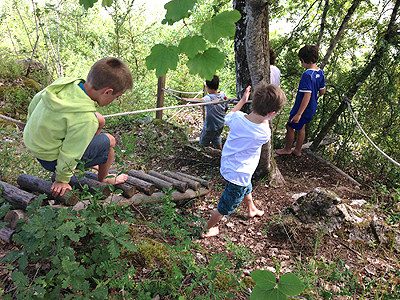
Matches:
[345,101,400,168]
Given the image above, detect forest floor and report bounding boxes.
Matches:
[1,113,399,298]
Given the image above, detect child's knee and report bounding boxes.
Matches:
[104,133,116,147]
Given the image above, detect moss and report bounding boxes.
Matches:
[242,275,255,289]
[136,238,170,266]
[213,271,239,292]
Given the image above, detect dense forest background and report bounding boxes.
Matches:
[0,0,399,299]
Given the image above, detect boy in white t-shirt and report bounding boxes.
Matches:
[201,83,287,238]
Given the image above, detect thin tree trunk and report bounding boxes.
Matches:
[311,0,400,151]
[320,0,362,69]
[317,0,329,47]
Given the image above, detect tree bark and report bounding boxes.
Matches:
[128,170,173,191]
[17,174,80,206]
[320,0,362,69]
[317,0,329,48]
[176,172,210,188]
[148,170,188,192]
[0,180,35,209]
[4,209,26,230]
[162,171,201,191]
[85,172,136,198]
[0,226,15,243]
[125,175,156,195]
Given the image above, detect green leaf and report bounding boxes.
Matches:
[187,48,225,80]
[179,35,207,59]
[277,273,305,296]
[146,44,179,77]
[101,0,113,7]
[251,270,276,290]
[79,0,98,10]
[163,0,197,25]
[251,287,287,300]
[201,10,241,43]
[108,240,120,258]
[11,271,29,288]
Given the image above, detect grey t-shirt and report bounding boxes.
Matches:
[203,92,228,131]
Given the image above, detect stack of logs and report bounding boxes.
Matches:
[0,169,210,243]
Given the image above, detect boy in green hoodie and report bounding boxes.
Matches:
[23,57,133,197]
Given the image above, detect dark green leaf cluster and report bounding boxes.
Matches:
[145,0,241,79]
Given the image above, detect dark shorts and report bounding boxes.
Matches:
[287,115,310,130]
[217,181,252,215]
[199,127,224,147]
[38,133,110,172]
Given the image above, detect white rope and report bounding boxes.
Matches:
[346,101,400,168]
[103,100,230,118]
[164,87,203,95]
[0,114,26,126]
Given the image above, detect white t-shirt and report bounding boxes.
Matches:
[270,65,281,86]
[220,111,271,186]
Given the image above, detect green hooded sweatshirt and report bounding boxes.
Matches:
[23,77,98,183]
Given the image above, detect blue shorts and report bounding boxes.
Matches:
[217,181,252,215]
[38,133,110,172]
[199,127,224,147]
[287,115,310,130]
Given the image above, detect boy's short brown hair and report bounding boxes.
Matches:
[298,45,319,64]
[86,57,133,94]
[251,83,287,116]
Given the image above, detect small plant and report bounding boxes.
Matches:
[225,235,255,270]
[250,270,305,300]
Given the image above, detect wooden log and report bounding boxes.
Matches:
[148,170,188,192]
[0,180,35,209]
[125,175,155,195]
[131,187,209,205]
[84,172,136,198]
[51,174,111,197]
[162,171,200,191]
[17,174,80,206]
[129,170,173,191]
[176,172,210,188]
[4,209,26,229]
[0,226,15,243]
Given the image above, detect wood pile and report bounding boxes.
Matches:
[0,170,210,243]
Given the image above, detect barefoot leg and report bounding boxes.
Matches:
[275,125,295,155]
[243,193,264,218]
[201,209,223,238]
[98,134,128,185]
[293,125,305,156]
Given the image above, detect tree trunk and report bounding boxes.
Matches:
[129,170,173,191]
[85,172,136,198]
[4,209,26,229]
[125,175,156,195]
[234,0,285,185]
[311,0,400,151]
[148,170,188,193]
[162,171,201,191]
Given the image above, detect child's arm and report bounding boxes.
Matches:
[232,86,251,112]
[182,97,204,102]
[290,92,311,123]
[319,87,326,96]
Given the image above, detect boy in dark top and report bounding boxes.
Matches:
[183,75,228,150]
[276,45,326,156]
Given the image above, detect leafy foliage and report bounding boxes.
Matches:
[201,10,241,43]
[250,270,305,300]
[163,0,197,25]
[187,47,225,80]
[146,44,180,78]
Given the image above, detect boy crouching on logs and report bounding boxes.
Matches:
[201,83,287,238]
[23,57,133,197]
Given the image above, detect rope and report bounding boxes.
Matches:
[163,88,203,95]
[103,99,230,118]
[345,100,400,168]
[0,114,26,127]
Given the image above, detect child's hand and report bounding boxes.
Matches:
[51,181,72,197]
[290,114,301,123]
[242,86,251,102]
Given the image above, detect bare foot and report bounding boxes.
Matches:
[102,174,128,185]
[292,149,302,156]
[249,208,264,218]
[200,227,219,238]
[275,148,293,155]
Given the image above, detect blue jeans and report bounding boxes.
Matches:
[217,181,252,215]
[199,126,224,147]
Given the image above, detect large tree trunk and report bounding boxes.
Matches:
[233,0,285,185]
